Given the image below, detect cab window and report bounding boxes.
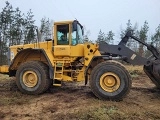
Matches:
[71,31,77,45]
[57,24,69,45]
[71,24,83,45]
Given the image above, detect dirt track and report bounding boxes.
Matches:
[0,73,160,120]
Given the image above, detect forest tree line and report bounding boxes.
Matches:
[0,1,160,65]
[93,19,160,58]
[0,1,52,65]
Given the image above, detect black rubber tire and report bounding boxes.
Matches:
[90,60,131,101]
[16,61,51,95]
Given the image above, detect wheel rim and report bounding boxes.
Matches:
[22,71,38,87]
[100,72,120,92]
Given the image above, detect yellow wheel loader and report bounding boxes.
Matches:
[0,20,159,101]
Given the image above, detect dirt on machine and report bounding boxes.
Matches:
[0,20,160,101]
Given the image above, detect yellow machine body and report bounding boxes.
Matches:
[0,65,9,73]
[4,20,101,84]
[0,20,133,101]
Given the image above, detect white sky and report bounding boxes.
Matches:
[0,0,160,41]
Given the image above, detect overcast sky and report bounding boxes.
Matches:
[0,0,160,42]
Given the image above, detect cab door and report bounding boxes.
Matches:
[54,23,71,56]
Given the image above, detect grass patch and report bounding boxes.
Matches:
[144,111,160,119]
[63,105,160,120]
[0,92,35,106]
[0,74,10,82]
[63,105,126,120]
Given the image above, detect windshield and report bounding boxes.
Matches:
[57,24,69,45]
[72,23,83,45]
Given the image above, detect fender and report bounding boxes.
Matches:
[9,48,54,79]
[84,55,109,85]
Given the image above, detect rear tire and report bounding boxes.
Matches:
[16,61,51,95]
[90,60,131,101]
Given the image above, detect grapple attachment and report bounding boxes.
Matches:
[144,60,160,88]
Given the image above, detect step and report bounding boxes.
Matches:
[55,71,63,73]
[53,83,62,87]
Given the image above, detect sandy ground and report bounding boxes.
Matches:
[0,73,160,120]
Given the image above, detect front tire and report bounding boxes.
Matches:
[90,60,131,101]
[16,61,51,95]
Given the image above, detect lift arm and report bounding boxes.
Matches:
[99,30,160,88]
[99,30,160,66]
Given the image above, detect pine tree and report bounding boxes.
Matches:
[40,17,52,41]
[0,1,14,64]
[105,30,114,44]
[151,24,160,49]
[138,21,149,56]
[96,29,105,43]
[0,1,38,64]
[120,20,139,52]
[25,9,36,44]
[13,7,23,45]
[120,20,132,38]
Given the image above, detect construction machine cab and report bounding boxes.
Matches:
[53,20,84,46]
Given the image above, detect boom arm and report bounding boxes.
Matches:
[99,30,160,66]
[99,30,160,88]
[119,30,160,59]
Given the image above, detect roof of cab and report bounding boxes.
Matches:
[54,20,74,25]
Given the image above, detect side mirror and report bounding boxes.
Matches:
[72,21,77,31]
